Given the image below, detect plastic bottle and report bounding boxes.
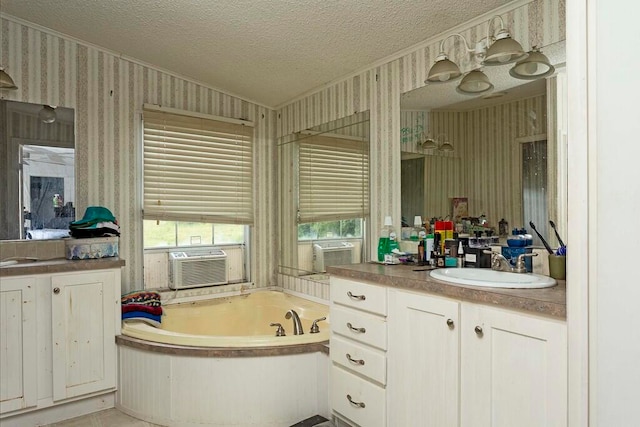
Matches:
[377,216,393,262]
[425,233,434,263]
[457,240,465,268]
[410,216,423,241]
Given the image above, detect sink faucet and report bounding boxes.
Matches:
[285,310,304,335]
[484,250,538,273]
[484,250,512,272]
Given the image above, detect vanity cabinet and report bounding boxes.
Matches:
[386,287,567,427]
[51,270,119,401]
[387,289,460,427]
[460,302,567,427]
[0,276,37,414]
[0,265,121,425]
[329,277,387,427]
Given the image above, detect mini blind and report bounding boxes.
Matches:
[298,134,369,223]
[143,109,253,224]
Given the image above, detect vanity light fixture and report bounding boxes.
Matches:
[0,67,18,90]
[425,15,537,92]
[457,69,494,95]
[39,105,57,124]
[509,47,555,80]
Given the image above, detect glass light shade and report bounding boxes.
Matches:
[39,105,57,124]
[425,54,462,83]
[439,141,454,152]
[0,68,18,90]
[483,30,527,65]
[456,70,494,95]
[422,137,437,149]
[509,49,555,80]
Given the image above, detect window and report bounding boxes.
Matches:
[297,133,369,226]
[142,106,253,250]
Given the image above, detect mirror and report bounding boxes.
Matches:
[0,100,75,240]
[400,41,566,246]
[278,111,370,280]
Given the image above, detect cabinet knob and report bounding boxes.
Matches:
[346,353,365,365]
[346,322,366,333]
[346,394,366,408]
[446,318,454,329]
[474,325,483,337]
[347,291,366,301]
[53,287,60,294]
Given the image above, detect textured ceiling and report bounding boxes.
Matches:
[1,0,513,107]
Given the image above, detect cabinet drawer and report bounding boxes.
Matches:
[332,305,387,350]
[331,335,386,385]
[331,365,386,427]
[331,277,387,316]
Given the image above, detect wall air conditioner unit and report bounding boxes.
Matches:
[169,249,228,290]
[313,242,355,273]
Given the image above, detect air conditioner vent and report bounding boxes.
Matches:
[169,250,228,289]
[312,242,354,272]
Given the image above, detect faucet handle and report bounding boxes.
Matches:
[270,322,286,337]
[514,252,539,273]
[310,317,327,334]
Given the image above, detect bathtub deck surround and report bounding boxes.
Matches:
[327,263,566,426]
[117,290,330,426]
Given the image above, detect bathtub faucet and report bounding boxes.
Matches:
[285,310,304,335]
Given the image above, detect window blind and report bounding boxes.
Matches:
[143,109,253,224]
[298,134,369,223]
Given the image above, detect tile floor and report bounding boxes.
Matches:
[44,408,163,427]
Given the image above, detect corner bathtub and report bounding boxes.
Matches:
[116,291,330,427]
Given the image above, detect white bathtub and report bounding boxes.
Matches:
[117,290,330,427]
[121,290,329,346]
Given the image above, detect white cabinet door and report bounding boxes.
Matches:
[0,276,37,414]
[51,270,118,401]
[460,303,567,427]
[387,289,460,427]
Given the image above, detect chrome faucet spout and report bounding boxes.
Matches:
[285,309,304,335]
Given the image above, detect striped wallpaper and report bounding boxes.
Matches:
[1,15,277,293]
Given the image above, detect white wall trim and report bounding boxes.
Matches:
[566,0,591,425]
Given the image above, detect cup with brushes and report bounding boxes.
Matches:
[530,220,566,279]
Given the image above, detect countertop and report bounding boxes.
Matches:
[0,257,126,277]
[327,263,566,319]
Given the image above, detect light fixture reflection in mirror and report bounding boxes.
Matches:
[39,105,57,124]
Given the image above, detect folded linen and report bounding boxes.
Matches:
[121,290,162,307]
[122,311,162,328]
[122,304,163,316]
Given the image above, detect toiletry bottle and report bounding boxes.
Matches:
[388,223,400,254]
[417,240,425,264]
[410,216,423,241]
[457,240,465,268]
[377,216,392,262]
[425,233,434,263]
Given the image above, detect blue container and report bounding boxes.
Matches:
[501,246,533,272]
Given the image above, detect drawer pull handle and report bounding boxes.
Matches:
[346,322,366,333]
[346,394,366,408]
[446,318,454,329]
[53,287,60,295]
[475,325,484,337]
[346,353,365,365]
[347,291,366,301]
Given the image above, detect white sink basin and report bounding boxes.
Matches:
[430,268,556,289]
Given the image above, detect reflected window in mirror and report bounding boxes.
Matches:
[1,100,75,241]
[279,112,370,279]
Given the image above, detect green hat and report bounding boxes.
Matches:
[70,206,116,227]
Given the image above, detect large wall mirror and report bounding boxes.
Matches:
[0,100,75,241]
[400,40,566,247]
[278,111,370,280]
